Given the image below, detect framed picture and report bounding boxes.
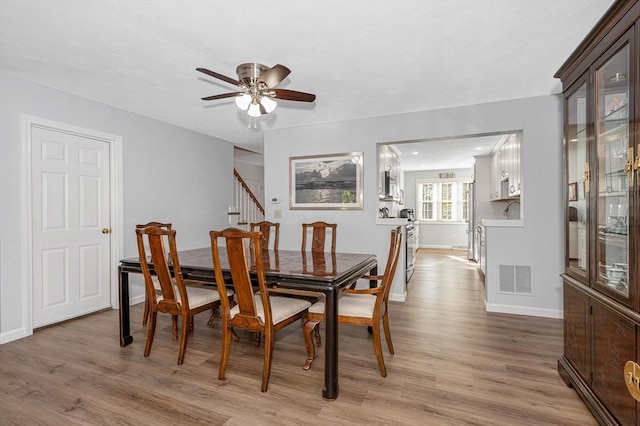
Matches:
[568,182,578,201]
[290,152,363,210]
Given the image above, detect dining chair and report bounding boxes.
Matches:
[209,227,317,392]
[301,221,337,253]
[250,221,280,251]
[136,225,232,365]
[136,222,172,327]
[303,226,403,376]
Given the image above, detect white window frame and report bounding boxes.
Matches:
[416,178,471,223]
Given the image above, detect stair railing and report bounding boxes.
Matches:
[231,168,265,226]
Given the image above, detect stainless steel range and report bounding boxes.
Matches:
[405,221,416,282]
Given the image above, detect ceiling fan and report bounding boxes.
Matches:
[196,63,316,117]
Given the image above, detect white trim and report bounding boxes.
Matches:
[19,115,124,341]
[389,292,406,303]
[422,244,455,249]
[485,301,563,319]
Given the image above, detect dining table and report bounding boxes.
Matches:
[118,247,377,400]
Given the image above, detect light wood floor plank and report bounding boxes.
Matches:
[0,249,596,425]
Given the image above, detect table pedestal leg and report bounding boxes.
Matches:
[322,288,339,400]
[119,267,133,347]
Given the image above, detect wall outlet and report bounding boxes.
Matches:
[271,197,280,204]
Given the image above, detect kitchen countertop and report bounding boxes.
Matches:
[376,218,410,225]
[481,218,524,227]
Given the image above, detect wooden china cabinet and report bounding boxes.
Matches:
[556,1,639,425]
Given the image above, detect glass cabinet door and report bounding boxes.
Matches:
[594,42,630,301]
[566,82,589,279]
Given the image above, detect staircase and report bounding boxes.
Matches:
[230,168,264,227]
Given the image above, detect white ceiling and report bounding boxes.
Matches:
[392,133,508,171]
[0,0,615,163]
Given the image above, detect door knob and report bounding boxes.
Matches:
[102,228,111,234]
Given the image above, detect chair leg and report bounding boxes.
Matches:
[144,311,157,358]
[313,323,322,347]
[302,321,318,370]
[382,310,394,355]
[177,314,190,365]
[142,292,149,326]
[218,325,233,381]
[371,323,387,377]
[171,315,178,339]
[207,306,221,326]
[261,330,274,392]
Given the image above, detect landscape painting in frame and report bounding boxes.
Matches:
[290,152,363,210]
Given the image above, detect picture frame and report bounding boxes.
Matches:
[290,152,363,210]
[568,182,578,201]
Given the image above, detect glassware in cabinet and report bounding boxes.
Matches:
[594,42,631,300]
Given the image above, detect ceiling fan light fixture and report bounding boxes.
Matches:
[247,102,262,117]
[259,96,277,113]
[235,93,252,110]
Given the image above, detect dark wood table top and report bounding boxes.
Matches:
[120,247,377,291]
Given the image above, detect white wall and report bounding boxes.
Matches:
[0,73,234,343]
[263,94,564,316]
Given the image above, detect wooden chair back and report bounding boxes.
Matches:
[210,227,315,391]
[135,222,172,326]
[301,221,337,253]
[250,221,280,251]
[210,228,272,330]
[304,225,403,374]
[136,224,226,365]
[135,225,186,317]
[379,226,403,305]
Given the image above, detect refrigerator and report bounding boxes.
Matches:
[467,182,475,260]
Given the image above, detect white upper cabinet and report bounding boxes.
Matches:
[489,133,521,200]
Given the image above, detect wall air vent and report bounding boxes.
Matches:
[498,264,533,295]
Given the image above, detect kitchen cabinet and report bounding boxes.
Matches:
[378,144,401,202]
[489,134,521,200]
[556,1,639,424]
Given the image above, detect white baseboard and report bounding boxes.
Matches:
[484,301,563,319]
[0,327,30,345]
[2,295,147,345]
[130,294,145,306]
[389,292,406,303]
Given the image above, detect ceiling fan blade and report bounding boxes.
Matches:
[271,88,316,102]
[201,92,242,101]
[257,64,291,88]
[196,68,242,86]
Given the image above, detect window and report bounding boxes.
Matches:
[417,179,471,222]
[421,183,435,220]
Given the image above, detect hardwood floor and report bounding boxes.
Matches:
[0,249,596,425]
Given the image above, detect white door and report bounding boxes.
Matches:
[31,126,112,327]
